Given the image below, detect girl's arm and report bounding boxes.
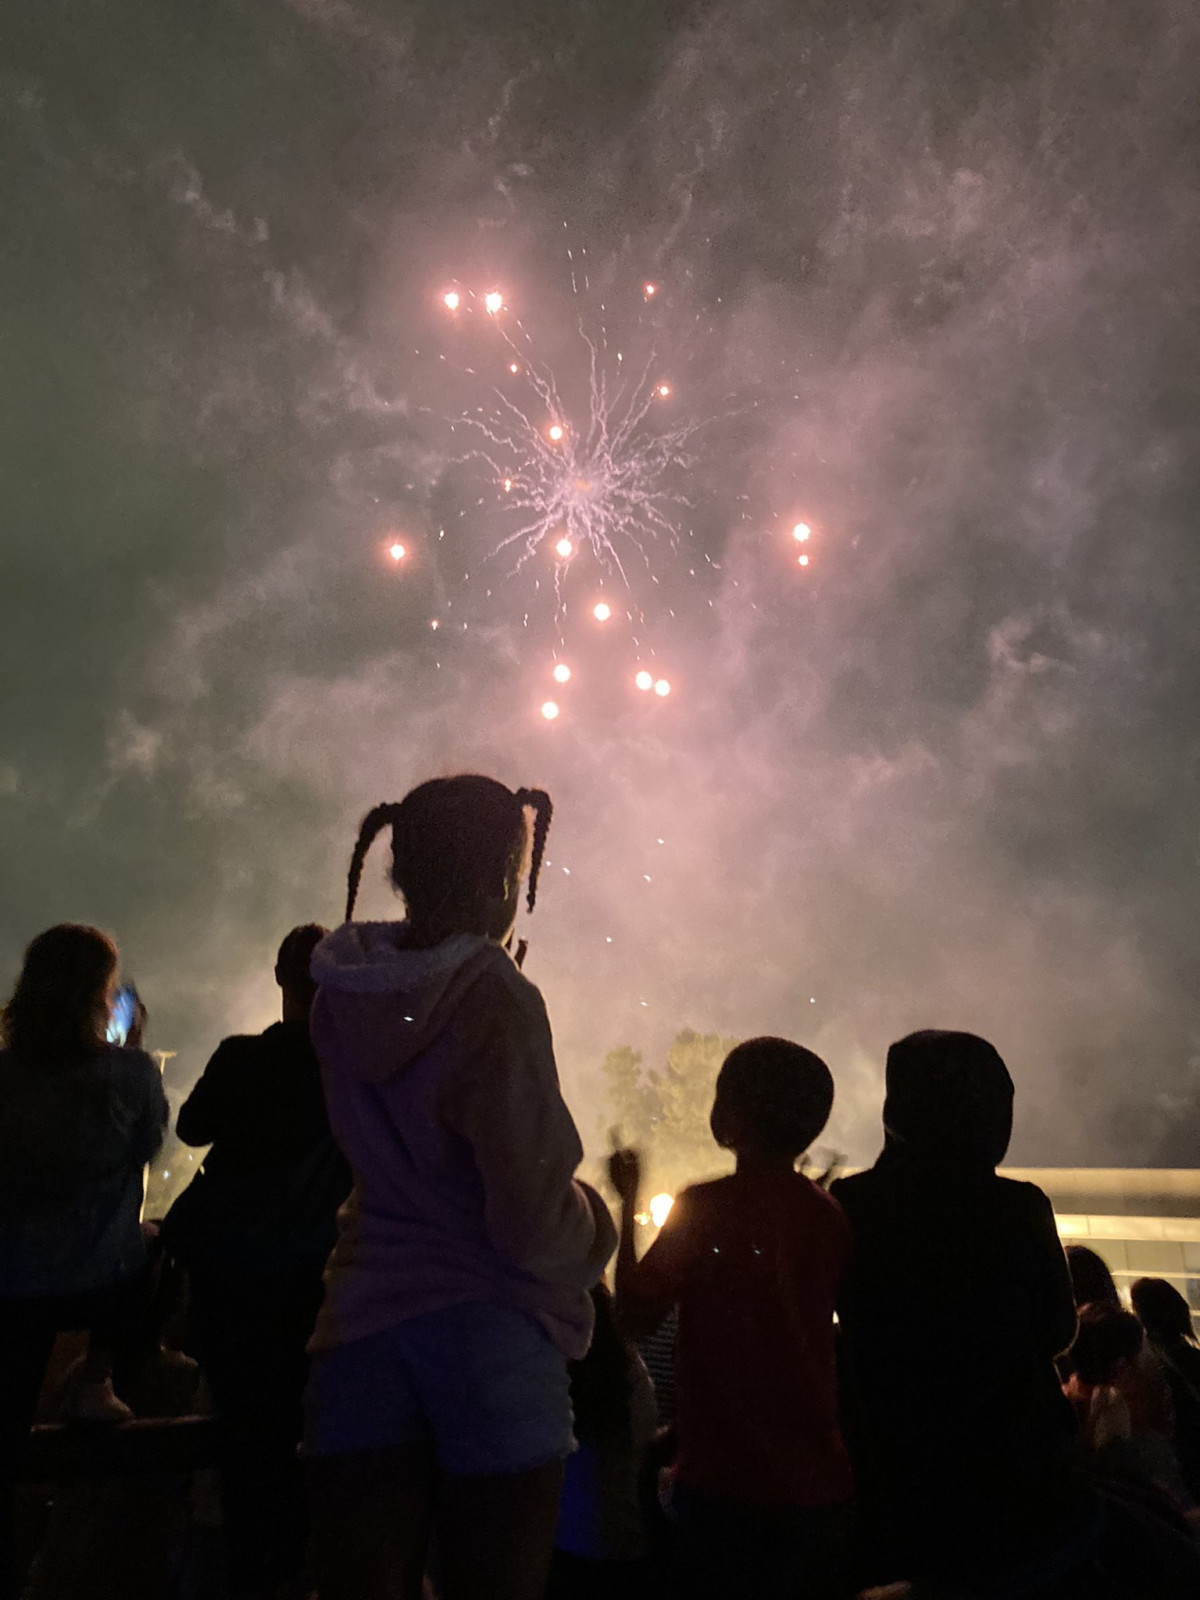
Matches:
[452,969,614,1286]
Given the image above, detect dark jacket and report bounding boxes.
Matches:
[831,1031,1079,1578]
[0,1045,168,1297]
[168,1021,350,1276]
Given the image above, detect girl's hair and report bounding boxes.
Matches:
[1065,1244,1121,1310]
[1131,1277,1198,1346]
[1070,1303,1143,1387]
[344,775,553,928]
[1,924,119,1059]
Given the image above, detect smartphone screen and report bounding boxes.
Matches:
[107,983,138,1046]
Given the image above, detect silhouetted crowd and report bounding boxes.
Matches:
[2,774,1200,1600]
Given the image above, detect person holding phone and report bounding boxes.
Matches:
[0,924,168,1600]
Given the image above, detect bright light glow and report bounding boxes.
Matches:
[430,619,439,630]
[592,601,612,622]
[503,477,513,493]
[792,522,811,542]
[548,423,565,442]
[552,663,571,684]
[554,536,573,559]
[654,678,671,697]
[648,1193,674,1228]
[540,700,560,721]
[635,670,654,691]
[798,553,810,567]
[643,283,657,299]
[388,542,407,562]
[657,383,671,398]
[484,291,503,315]
[442,291,460,311]
[508,362,520,374]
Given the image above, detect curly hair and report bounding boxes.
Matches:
[1,924,119,1059]
[343,775,553,934]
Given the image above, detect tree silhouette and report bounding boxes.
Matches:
[596,1028,740,1195]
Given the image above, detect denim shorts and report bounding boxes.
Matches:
[303,1301,575,1476]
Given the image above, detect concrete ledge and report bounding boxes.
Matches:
[19,1416,219,1483]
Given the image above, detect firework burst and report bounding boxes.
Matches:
[453,310,705,593]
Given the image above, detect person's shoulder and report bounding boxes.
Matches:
[462,947,549,1030]
[100,1043,156,1070]
[829,1167,877,1210]
[994,1174,1055,1214]
[204,1033,266,1069]
[799,1171,850,1218]
[677,1175,729,1208]
[100,1045,164,1090]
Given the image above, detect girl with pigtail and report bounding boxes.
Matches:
[304,775,616,1600]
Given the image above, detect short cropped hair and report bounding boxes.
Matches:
[275,924,329,999]
[711,1036,834,1161]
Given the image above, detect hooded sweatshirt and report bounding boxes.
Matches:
[308,923,615,1358]
[831,1031,1078,1578]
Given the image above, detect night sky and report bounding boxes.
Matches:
[3,0,1198,1168]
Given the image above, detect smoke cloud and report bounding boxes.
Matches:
[2,0,1198,1172]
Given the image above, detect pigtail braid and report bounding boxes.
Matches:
[514,788,553,912]
[345,803,404,922]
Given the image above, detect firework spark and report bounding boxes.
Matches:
[453,301,705,591]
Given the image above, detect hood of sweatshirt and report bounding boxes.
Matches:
[310,922,506,1085]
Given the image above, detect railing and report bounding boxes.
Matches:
[18,1416,218,1484]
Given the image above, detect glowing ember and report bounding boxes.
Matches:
[643,283,657,299]
[554,536,573,559]
[792,522,811,542]
[648,1192,674,1228]
[547,423,565,443]
[508,362,520,374]
[635,670,654,691]
[552,662,571,684]
[654,678,671,697]
[656,383,671,398]
[592,601,612,622]
[540,700,560,721]
[484,291,503,315]
[442,290,460,311]
[388,542,407,562]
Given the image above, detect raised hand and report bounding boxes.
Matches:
[607,1146,642,1205]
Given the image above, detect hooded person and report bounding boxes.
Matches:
[303,778,615,1600]
[307,924,610,1360]
[831,1031,1082,1592]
